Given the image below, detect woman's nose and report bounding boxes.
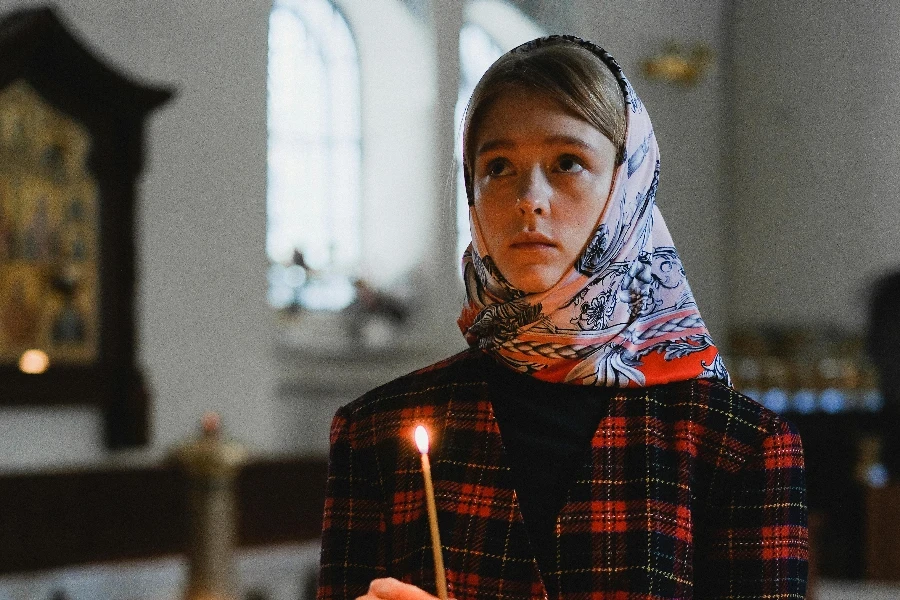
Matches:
[517,166,552,215]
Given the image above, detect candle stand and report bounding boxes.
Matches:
[172,413,247,600]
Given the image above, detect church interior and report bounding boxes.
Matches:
[1,0,900,598]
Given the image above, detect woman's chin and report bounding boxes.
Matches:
[506,267,566,295]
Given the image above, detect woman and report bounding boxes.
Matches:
[318,36,807,600]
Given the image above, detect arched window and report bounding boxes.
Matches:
[455,1,545,262]
[267,0,361,310]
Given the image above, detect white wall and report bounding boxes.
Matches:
[727,1,900,331]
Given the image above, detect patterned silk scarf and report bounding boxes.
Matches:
[458,36,730,388]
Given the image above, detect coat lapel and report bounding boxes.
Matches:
[433,388,547,600]
[553,388,694,598]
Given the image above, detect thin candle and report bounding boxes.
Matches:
[414,425,448,600]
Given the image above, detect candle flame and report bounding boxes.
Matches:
[201,411,221,437]
[415,425,429,454]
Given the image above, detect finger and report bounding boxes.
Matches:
[368,577,438,600]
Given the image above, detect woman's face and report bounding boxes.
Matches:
[471,89,618,294]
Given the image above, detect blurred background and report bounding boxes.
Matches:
[1,0,899,598]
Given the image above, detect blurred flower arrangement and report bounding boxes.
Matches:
[269,248,413,350]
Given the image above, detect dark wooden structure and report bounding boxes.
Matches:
[866,484,900,582]
[0,457,328,575]
[0,7,171,448]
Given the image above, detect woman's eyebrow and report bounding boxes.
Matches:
[476,138,515,155]
[543,135,599,152]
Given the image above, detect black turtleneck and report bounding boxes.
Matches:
[483,355,612,577]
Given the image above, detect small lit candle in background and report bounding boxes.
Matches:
[18,349,50,374]
[414,425,448,600]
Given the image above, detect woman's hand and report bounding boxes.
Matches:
[358,578,441,600]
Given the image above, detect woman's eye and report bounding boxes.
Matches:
[486,159,511,177]
[557,156,584,173]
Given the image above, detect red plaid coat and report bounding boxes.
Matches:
[317,350,808,600]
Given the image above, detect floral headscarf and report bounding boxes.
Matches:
[458,36,730,388]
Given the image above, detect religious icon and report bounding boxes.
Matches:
[0,80,99,365]
[0,6,171,447]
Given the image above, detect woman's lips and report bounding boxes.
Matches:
[509,232,557,250]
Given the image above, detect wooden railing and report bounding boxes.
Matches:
[0,457,328,574]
